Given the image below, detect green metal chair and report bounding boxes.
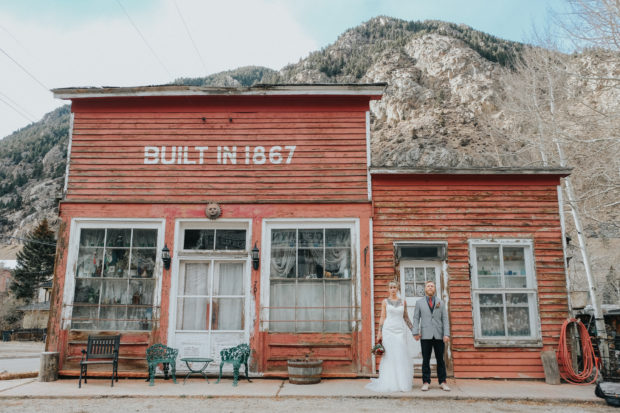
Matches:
[215,344,252,386]
[145,344,178,386]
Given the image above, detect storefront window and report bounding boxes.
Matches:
[269,227,353,333]
[71,227,158,330]
[470,240,540,345]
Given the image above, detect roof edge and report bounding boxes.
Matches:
[52,83,387,99]
[370,167,572,176]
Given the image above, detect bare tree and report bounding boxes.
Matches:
[557,0,620,53]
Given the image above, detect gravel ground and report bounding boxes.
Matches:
[0,397,612,413]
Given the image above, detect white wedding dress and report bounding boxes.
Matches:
[366,299,415,392]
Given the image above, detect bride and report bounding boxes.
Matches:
[366,281,415,392]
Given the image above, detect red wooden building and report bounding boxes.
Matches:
[47,84,570,379]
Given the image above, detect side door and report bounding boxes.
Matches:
[400,260,442,364]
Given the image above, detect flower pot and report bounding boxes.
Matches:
[287,358,323,384]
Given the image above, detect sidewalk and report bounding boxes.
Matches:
[0,376,604,405]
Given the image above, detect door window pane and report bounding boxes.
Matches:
[177,297,208,330]
[212,298,243,330]
[180,263,209,296]
[214,263,244,295]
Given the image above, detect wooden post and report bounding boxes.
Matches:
[540,351,561,385]
[39,352,59,382]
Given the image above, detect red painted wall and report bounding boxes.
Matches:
[371,173,569,379]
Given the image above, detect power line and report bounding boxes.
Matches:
[0,46,48,91]
[173,0,208,74]
[0,94,35,123]
[115,0,173,79]
[0,90,36,120]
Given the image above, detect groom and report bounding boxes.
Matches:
[413,280,450,391]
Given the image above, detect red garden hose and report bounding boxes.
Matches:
[557,318,599,384]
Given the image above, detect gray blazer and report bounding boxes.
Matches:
[412,295,450,339]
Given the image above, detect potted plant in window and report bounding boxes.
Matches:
[287,353,323,384]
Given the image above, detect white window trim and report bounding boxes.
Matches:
[61,218,166,331]
[260,218,360,333]
[168,219,253,345]
[469,238,542,347]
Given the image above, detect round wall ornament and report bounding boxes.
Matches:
[205,202,221,220]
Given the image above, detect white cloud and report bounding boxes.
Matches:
[0,0,318,139]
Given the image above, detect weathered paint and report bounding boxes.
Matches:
[371,173,569,379]
[66,96,373,203]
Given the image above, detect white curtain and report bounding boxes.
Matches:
[296,282,323,332]
[270,282,295,332]
[176,263,209,330]
[270,230,296,278]
[213,263,244,330]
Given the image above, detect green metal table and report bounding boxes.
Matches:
[180,357,214,384]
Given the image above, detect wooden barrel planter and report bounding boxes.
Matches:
[287,358,323,384]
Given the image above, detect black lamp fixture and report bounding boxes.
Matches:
[251,242,260,270]
[162,244,171,270]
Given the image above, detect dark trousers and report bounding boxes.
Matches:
[421,338,446,384]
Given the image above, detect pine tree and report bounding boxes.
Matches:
[10,219,56,301]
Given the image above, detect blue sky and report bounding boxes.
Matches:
[0,0,567,138]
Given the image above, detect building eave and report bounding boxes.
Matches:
[52,83,387,100]
[369,167,572,176]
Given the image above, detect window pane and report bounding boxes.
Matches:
[215,230,246,250]
[506,307,531,336]
[479,293,503,306]
[296,281,323,332]
[176,297,208,330]
[76,247,103,277]
[103,248,130,278]
[506,293,529,305]
[71,304,99,330]
[80,229,104,247]
[183,229,214,250]
[477,247,500,274]
[73,279,101,304]
[270,282,295,332]
[214,263,244,295]
[132,229,157,248]
[106,229,131,247]
[181,263,209,296]
[212,298,243,330]
[324,282,352,333]
[101,279,126,305]
[480,307,505,336]
[299,229,323,248]
[415,268,425,283]
[272,229,296,248]
[99,306,126,330]
[405,282,415,296]
[325,248,350,278]
[270,247,296,279]
[127,306,153,330]
[404,268,415,282]
[129,279,154,305]
[325,229,350,247]
[298,248,323,279]
[425,267,436,281]
[130,249,156,278]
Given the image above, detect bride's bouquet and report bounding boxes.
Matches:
[371,340,385,355]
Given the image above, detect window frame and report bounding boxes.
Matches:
[260,219,360,333]
[469,239,542,347]
[61,219,165,331]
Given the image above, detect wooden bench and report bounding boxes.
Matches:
[216,344,252,387]
[146,344,178,386]
[79,335,120,388]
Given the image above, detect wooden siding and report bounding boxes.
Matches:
[371,174,568,379]
[66,96,371,203]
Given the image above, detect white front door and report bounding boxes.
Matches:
[170,259,248,371]
[400,261,442,364]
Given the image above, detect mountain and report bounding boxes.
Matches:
[0,16,617,298]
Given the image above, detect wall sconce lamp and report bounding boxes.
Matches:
[251,242,260,270]
[162,244,171,270]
